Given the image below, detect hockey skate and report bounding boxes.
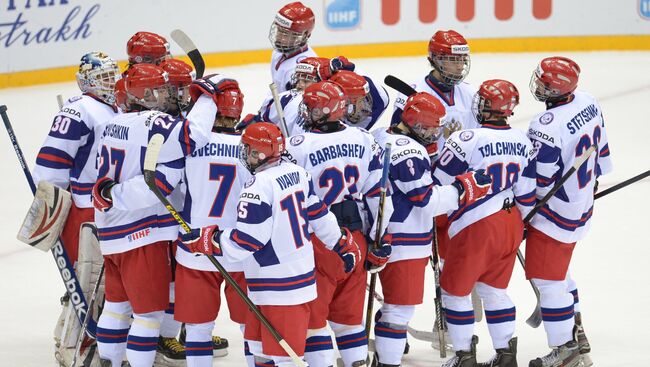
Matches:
[478,337,517,367]
[574,313,592,367]
[528,328,582,367]
[441,335,478,367]
[211,335,229,357]
[154,336,185,366]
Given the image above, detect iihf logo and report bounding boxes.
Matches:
[396,138,410,146]
[460,131,474,142]
[325,0,361,29]
[539,112,554,125]
[640,0,650,19]
[290,135,305,146]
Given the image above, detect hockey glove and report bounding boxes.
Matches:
[365,234,392,273]
[92,177,116,213]
[180,225,223,256]
[189,74,239,103]
[237,113,258,130]
[330,56,356,72]
[452,169,492,207]
[426,143,439,164]
[332,227,361,273]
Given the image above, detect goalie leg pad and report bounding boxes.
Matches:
[17,181,71,251]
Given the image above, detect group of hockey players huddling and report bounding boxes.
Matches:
[31,1,612,367]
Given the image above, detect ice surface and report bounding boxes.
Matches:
[1,51,649,366]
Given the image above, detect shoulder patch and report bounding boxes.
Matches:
[68,96,82,103]
[459,130,474,142]
[289,135,305,146]
[539,112,554,125]
[395,138,410,146]
[244,176,256,188]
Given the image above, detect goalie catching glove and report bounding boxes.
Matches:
[332,227,361,273]
[452,169,492,206]
[180,224,223,256]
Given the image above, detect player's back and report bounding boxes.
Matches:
[224,161,318,305]
[285,126,383,207]
[176,130,252,272]
[434,126,536,237]
[94,111,181,253]
[33,94,119,208]
[271,46,317,93]
[527,90,612,242]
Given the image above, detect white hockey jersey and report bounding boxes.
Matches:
[94,95,216,254]
[33,94,119,208]
[175,130,252,272]
[271,46,317,93]
[527,91,613,243]
[343,75,390,131]
[372,129,460,262]
[433,125,537,238]
[391,75,480,151]
[219,161,341,306]
[258,89,306,137]
[284,126,392,237]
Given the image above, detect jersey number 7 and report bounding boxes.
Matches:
[208,163,237,218]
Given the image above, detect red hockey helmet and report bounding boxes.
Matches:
[239,122,285,173]
[428,30,471,86]
[401,92,447,145]
[127,31,170,65]
[529,56,580,102]
[269,1,315,54]
[160,58,195,112]
[329,71,373,124]
[215,82,244,120]
[114,78,128,111]
[473,79,520,123]
[292,57,332,91]
[301,81,347,130]
[123,63,172,111]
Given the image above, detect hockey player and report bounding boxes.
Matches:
[171,78,254,367]
[126,31,170,67]
[252,56,332,136]
[371,92,492,367]
[31,51,120,367]
[160,58,195,118]
[433,80,537,367]
[90,66,223,367]
[526,57,612,367]
[283,81,392,366]
[180,122,362,367]
[269,1,317,92]
[330,69,390,131]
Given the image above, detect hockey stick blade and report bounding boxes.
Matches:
[384,75,417,96]
[171,29,205,78]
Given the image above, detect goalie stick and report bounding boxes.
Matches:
[171,29,205,78]
[71,263,104,367]
[143,134,305,367]
[364,143,392,338]
[1,105,97,338]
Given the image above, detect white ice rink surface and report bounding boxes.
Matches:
[1,51,649,366]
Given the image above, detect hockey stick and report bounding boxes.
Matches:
[171,29,205,78]
[594,169,650,200]
[0,105,97,338]
[71,262,104,367]
[57,94,64,109]
[269,82,291,138]
[364,142,392,338]
[143,134,305,367]
[518,143,598,328]
[431,219,447,358]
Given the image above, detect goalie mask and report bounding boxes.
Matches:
[76,52,120,105]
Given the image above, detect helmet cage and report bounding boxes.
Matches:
[430,54,471,86]
[346,93,373,124]
[269,22,309,54]
[407,120,445,146]
[291,63,324,91]
[130,84,174,112]
[529,67,565,102]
